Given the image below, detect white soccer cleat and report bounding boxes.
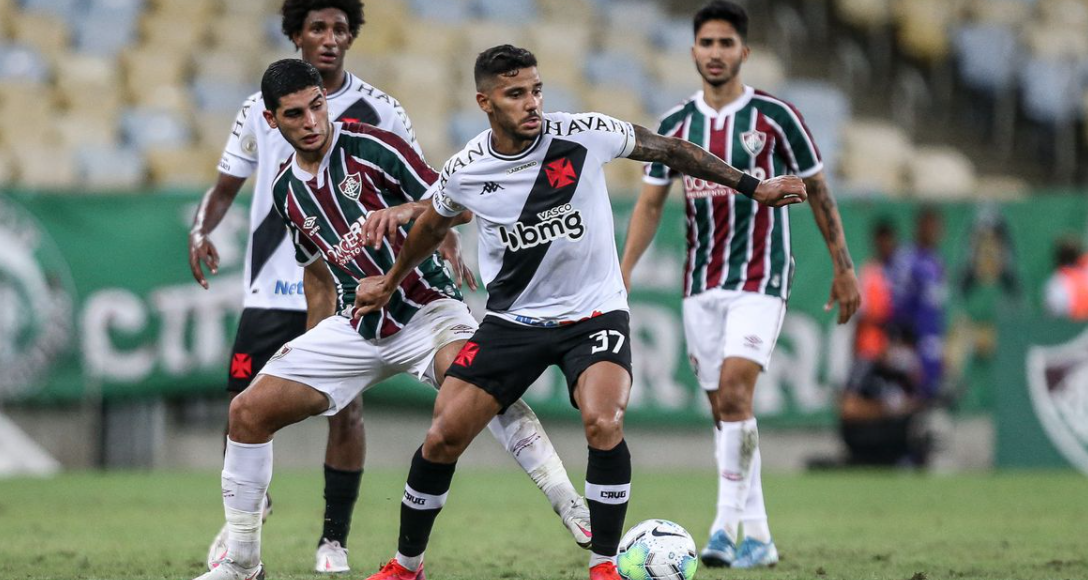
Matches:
[559,496,592,549]
[314,538,350,573]
[207,494,273,571]
[195,559,264,580]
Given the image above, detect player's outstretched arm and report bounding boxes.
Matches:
[805,171,860,324]
[303,260,337,331]
[353,205,457,317]
[628,125,807,207]
[188,173,247,288]
[620,182,671,291]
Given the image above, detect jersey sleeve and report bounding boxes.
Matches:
[429,168,468,218]
[342,124,439,202]
[643,110,686,186]
[218,95,262,178]
[385,97,425,160]
[554,112,636,162]
[270,179,322,267]
[775,102,823,178]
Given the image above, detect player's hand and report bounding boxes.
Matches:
[360,206,416,249]
[353,276,395,318]
[753,176,807,207]
[188,229,219,289]
[825,269,861,324]
[437,229,478,292]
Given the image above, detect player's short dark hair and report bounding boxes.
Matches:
[1055,236,1082,267]
[694,0,749,40]
[261,59,323,112]
[281,0,364,40]
[873,218,896,239]
[474,45,538,91]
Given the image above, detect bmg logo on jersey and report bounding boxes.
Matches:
[498,203,586,252]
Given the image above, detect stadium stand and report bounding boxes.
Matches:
[0,0,1081,193]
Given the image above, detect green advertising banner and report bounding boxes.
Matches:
[1,190,1084,428]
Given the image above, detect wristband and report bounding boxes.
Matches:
[736,173,760,199]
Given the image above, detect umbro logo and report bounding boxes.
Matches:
[480,181,504,195]
[744,335,763,349]
[303,216,319,234]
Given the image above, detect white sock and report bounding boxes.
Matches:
[396,551,423,571]
[711,418,758,540]
[740,447,771,543]
[222,439,273,568]
[488,399,579,513]
[589,552,616,567]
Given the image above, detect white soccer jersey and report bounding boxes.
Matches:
[431,111,637,326]
[219,72,421,311]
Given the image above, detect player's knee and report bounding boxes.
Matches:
[582,409,624,448]
[716,373,755,418]
[330,398,364,435]
[423,423,470,462]
[229,393,269,439]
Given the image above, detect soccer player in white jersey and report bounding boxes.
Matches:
[192,58,595,580]
[352,45,806,580]
[620,1,861,569]
[188,2,588,575]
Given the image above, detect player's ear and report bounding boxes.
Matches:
[476,92,492,115]
[741,44,750,62]
[291,33,302,51]
[263,109,278,129]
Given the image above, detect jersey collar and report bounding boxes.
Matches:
[290,122,342,188]
[694,85,755,126]
[487,129,543,161]
[326,72,354,100]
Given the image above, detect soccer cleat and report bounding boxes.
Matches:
[559,496,593,549]
[207,494,273,570]
[731,537,779,568]
[195,559,265,580]
[700,529,737,568]
[588,561,622,580]
[314,538,350,573]
[363,558,426,580]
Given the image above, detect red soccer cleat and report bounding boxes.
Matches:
[364,558,426,580]
[589,561,622,580]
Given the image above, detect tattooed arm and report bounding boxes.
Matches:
[628,125,807,207]
[805,171,860,324]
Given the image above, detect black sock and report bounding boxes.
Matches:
[586,439,632,558]
[321,464,363,547]
[398,446,457,558]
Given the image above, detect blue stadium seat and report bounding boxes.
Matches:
[0,43,50,82]
[473,0,537,23]
[121,108,193,151]
[21,0,82,24]
[542,84,584,114]
[641,83,695,121]
[75,145,147,189]
[410,0,472,22]
[778,80,851,187]
[447,108,490,147]
[1018,57,1081,123]
[953,23,1020,94]
[75,14,136,56]
[192,80,254,115]
[584,51,652,95]
[83,0,143,28]
[652,17,692,52]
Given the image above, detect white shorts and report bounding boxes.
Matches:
[682,288,787,391]
[258,299,477,415]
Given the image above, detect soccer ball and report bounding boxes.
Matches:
[616,519,698,580]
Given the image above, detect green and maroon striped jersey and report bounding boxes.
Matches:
[644,86,823,299]
[271,122,461,339]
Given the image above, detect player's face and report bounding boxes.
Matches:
[478,67,544,142]
[293,8,354,75]
[692,20,749,88]
[265,86,331,155]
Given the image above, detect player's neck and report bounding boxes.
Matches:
[296,124,334,175]
[489,127,535,157]
[322,69,348,94]
[702,77,745,111]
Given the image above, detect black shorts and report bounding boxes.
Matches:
[445,310,632,412]
[226,308,308,392]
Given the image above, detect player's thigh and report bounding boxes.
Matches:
[721,291,787,371]
[426,375,504,459]
[682,291,730,392]
[442,316,554,413]
[388,299,478,388]
[233,372,331,431]
[559,310,633,411]
[227,308,308,393]
[259,315,392,417]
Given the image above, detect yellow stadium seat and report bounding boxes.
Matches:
[908,146,977,199]
[147,146,220,187]
[582,87,650,126]
[603,159,645,197]
[12,12,70,59]
[527,22,592,62]
[55,53,118,92]
[839,119,912,193]
[461,21,527,60]
[743,49,786,93]
[399,21,464,59]
[835,0,892,29]
[192,49,255,84]
[974,174,1027,201]
[1039,0,1088,28]
[208,19,268,53]
[538,0,595,23]
[192,111,238,150]
[58,84,123,119]
[140,13,207,49]
[149,0,217,20]
[123,49,190,98]
[12,145,76,188]
[965,0,1030,25]
[130,83,192,113]
[352,15,403,55]
[1023,24,1088,59]
[0,150,12,185]
[54,111,119,148]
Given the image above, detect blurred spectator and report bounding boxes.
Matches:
[1043,236,1088,320]
[839,326,930,467]
[854,218,897,361]
[891,207,947,400]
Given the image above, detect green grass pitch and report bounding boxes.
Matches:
[1,469,1085,580]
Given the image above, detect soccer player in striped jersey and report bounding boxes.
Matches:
[193,59,594,580]
[621,0,861,569]
[352,45,805,580]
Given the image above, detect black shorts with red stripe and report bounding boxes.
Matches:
[444,310,632,412]
[226,307,308,392]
